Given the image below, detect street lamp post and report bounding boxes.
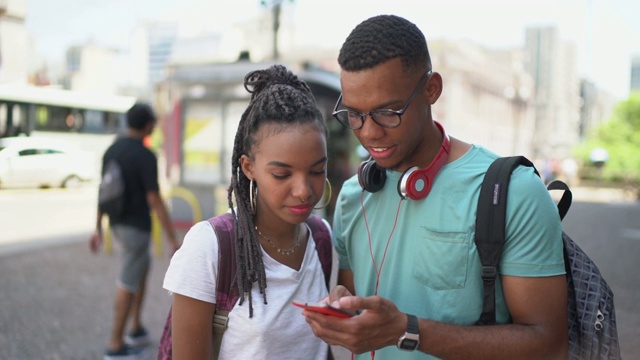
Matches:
[261,0,292,61]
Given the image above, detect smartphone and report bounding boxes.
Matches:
[292,300,357,318]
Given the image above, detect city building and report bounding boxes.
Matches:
[62,44,118,94]
[147,22,178,88]
[0,0,28,83]
[124,22,179,100]
[579,79,616,142]
[524,26,581,160]
[630,55,640,92]
[429,39,537,158]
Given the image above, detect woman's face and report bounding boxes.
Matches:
[241,122,327,228]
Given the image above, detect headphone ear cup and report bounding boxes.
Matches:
[358,160,386,193]
[398,166,431,200]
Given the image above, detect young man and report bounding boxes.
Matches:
[90,103,179,360]
[302,15,568,359]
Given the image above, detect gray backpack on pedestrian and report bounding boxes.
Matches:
[98,159,126,219]
[475,156,621,360]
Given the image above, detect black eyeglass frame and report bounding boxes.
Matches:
[331,70,432,130]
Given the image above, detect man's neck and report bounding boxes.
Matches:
[126,128,147,140]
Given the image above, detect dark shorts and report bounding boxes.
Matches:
[111,225,151,293]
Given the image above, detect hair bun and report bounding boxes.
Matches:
[244,65,310,100]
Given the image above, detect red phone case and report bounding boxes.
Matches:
[292,300,355,318]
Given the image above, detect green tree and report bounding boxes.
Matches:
[575,92,640,185]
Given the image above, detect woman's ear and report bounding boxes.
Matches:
[425,72,443,105]
[240,154,254,180]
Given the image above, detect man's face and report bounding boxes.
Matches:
[339,58,433,173]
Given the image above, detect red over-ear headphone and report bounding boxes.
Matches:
[357,120,451,200]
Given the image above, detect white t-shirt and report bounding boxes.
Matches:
[163,220,330,360]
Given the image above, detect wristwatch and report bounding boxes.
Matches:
[397,313,420,351]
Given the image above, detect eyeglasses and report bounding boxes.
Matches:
[332,70,432,130]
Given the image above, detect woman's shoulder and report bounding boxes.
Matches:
[180,220,218,252]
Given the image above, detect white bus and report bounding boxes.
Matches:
[0,84,137,158]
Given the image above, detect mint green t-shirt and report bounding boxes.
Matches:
[332,145,565,360]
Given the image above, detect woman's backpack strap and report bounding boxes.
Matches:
[208,213,239,312]
[305,215,333,290]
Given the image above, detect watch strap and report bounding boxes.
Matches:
[406,313,419,334]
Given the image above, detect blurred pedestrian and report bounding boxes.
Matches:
[561,157,579,187]
[90,102,179,360]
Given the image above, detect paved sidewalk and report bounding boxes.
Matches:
[0,235,173,360]
[0,185,633,360]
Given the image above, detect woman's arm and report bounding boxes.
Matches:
[171,293,216,360]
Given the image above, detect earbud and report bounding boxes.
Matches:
[357,120,451,200]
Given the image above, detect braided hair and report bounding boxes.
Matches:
[338,14,431,73]
[227,64,328,317]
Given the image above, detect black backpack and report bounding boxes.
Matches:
[98,159,126,219]
[475,156,621,360]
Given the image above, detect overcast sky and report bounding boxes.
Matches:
[25,0,640,99]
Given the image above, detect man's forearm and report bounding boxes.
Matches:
[95,209,104,232]
[147,191,177,242]
[417,319,567,360]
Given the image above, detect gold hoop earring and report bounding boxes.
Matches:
[249,179,258,215]
[314,179,332,210]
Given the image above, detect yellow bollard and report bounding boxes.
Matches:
[151,186,203,257]
[152,212,162,257]
[103,216,113,254]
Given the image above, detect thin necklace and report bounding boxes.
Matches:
[255,224,302,256]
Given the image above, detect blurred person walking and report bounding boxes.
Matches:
[89,102,179,360]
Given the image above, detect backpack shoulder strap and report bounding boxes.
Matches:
[209,213,239,312]
[157,213,238,360]
[546,180,572,220]
[207,213,238,359]
[208,213,239,313]
[475,156,536,325]
[305,214,332,290]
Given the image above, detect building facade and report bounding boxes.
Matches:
[631,55,640,92]
[429,39,537,158]
[0,0,28,83]
[524,26,581,160]
[579,79,616,142]
[63,44,118,94]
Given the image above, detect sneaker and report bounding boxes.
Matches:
[103,344,149,360]
[125,327,151,347]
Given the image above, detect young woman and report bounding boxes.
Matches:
[162,64,332,359]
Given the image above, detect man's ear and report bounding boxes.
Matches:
[240,154,254,180]
[144,120,155,135]
[425,72,443,105]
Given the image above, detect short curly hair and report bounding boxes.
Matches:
[338,14,431,73]
[126,103,156,130]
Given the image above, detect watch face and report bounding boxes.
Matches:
[400,338,419,350]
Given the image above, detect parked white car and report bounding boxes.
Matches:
[0,137,97,189]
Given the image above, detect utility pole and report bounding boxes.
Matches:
[261,0,291,61]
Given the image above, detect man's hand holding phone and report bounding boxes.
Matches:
[292,300,357,318]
